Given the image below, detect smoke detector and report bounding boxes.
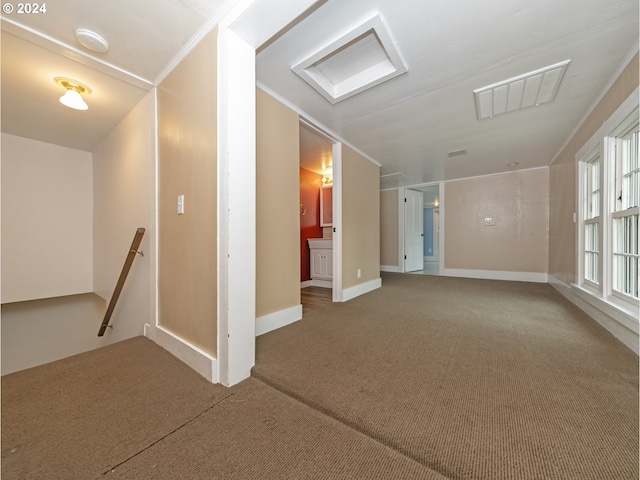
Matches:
[75,29,109,54]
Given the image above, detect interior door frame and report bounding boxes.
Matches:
[404,188,424,272]
[398,182,444,274]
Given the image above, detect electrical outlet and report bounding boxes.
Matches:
[357,268,362,278]
[483,217,495,226]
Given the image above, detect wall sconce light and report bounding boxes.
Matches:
[54,77,92,110]
[322,175,333,185]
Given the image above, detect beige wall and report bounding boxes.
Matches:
[1,134,93,303]
[256,88,300,317]
[549,53,639,284]
[342,145,380,288]
[445,168,549,273]
[157,29,217,355]
[380,189,399,267]
[1,294,107,375]
[93,91,156,342]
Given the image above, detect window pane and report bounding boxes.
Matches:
[585,222,599,284]
[612,214,639,299]
[621,130,639,209]
[592,160,600,216]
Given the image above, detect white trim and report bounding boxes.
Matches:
[572,285,639,334]
[152,325,219,383]
[148,88,160,343]
[257,83,381,167]
[300,280,314,288]
[381,265,401,273]
[398,188,406,272]
[442,268,548,283]
[255,304,303,336]
[342,277,382,302]
[309,279,332,288]
[292,14,407,104]
[575,87,640,161]
[229,0,320,49]
[552,41,640,165]
[153,0,263,85]
[217,27,256,387]
[548,275,639,355]
[438,182,445,276]
[1,17,153,90]
[443,166,549,185]
[157,0,319,84]
[332,142,344,302]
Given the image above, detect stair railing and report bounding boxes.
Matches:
[98,228,145,336]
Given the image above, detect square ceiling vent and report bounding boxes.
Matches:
[292,14,407,104]
[473,60,571,120]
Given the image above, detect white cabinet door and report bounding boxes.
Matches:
[325,250,333,278]
[310,248,333,280]
[310,250,326,278]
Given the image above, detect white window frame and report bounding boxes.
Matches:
[609,122,639,302]
[579,149,601,289]
[575,88,639,325]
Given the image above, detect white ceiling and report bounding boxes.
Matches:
[1,0,232,151]
[2,0,638,187]
[259,0,639,186]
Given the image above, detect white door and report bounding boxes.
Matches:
[404,189,424,272]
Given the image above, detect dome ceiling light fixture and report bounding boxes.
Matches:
[54,77,92,110]
[75,28,109,54]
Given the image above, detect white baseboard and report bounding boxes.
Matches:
[150,325,218,383]
[300,280,313,288]
[381,265,401,273]
[308,278,332,288]
[256,304,303,336]
[548,275,639,355]
[342,277,382,302]
[442,268,548,283]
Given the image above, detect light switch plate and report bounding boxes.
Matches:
[177,195,184,215]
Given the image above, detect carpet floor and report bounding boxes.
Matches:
[2,336,444,480]
[2,273,638,479]
[254,273,639,479]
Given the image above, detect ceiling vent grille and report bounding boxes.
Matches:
[473,60,570,120]
[292,14,407,104]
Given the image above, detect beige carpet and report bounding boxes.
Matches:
[3,273,638,479]
[254,273,639,479]
[2,336,445,480]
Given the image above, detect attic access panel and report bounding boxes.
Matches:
[292,14,407,104]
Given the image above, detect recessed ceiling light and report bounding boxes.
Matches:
[473,60,570,120]
[75,28,109,54]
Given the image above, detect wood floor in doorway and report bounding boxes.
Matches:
[301,286,332,314]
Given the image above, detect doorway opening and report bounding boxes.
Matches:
[404,184,441,276]
[299,120,335,304]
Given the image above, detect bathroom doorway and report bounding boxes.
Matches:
[299,120,334,297]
